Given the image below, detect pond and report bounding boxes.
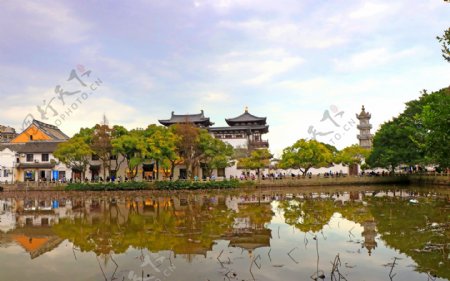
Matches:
[0,185,449,281]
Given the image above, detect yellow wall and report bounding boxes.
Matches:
[11,125,51,143]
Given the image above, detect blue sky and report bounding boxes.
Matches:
[0,0,449,156]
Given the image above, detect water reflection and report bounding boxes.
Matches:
[0,187,448,281]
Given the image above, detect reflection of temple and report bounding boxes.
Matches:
[227,203,272,257]
[361,220,378,256]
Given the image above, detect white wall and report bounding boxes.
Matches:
[0,148,15,183]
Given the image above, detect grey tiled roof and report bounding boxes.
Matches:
[0,141,63,153]
[159,110,214,126]
[225,111,266,126]
[32,120,69,140]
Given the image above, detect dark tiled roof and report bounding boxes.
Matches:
[158,110,214,127]
[0,141,64,153]
[32,120,69,140]
[225,111,266,126]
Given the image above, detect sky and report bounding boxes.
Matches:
[0,0,449,157]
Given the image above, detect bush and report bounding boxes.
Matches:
[155,179,242,190]
[65,181,151,191]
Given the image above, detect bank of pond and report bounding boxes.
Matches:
[0,185,448,281]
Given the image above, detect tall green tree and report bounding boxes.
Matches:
[144,125,179,180]
[111,129,147,180]
[238,148,272,180]
[91,124,113,179]
[54,135,92,180]
[172,122,204,179]
[279,139,333,175]
[336,144,371,166]
[199,132,234,178]
[437,27,450,63]
[420,87,450,168]
[368,88,449,171]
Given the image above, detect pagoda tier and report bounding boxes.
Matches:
[158,110,214,127]
[225,109,267,126]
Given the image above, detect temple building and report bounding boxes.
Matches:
[209,107,269,150]
[356,106,373,149]
[158,110,214,128]
[0,125,17,143]
[11,119,69,143]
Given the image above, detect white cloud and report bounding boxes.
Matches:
[212,48,304,85]
[0,1,91,44]
[333,47,422,72]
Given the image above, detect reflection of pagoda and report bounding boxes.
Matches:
[361,220,378,256]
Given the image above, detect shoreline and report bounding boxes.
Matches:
[0,175,448,193]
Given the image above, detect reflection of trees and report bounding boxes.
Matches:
[367,196,450,279]
[52,197,236,257]
[279,199,336,233]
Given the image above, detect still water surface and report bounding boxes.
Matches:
[0,185,449,281]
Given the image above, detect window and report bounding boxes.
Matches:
[217,168,225,177]
[41,153,49,162]
[92,154,100,160]
[3,169,8,177]
[225,134,232,139]
[29,135,33,141]
[110,155,117,160]
[26,154,33,162]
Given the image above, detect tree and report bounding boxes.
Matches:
[111,129,147,180]
[110,125,129,175]
[437,27,450,63]
[198,132,234,178]
[238,148,272,180]
[172,122,202,179]
[54,136,92,180]
[368,88,449,171]
[91,124,113,180]
[367,118,422,172]
[278,139,333,176]
[144,125,179,180]
[336,144,371,166]
[420,87,450,168]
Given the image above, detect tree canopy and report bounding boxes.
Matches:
[278,139,333,175]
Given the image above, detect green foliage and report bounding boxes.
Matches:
[420,87,450,168]
[368,88,450,170]
[336,144,371,166]
[238,148,272,180]
[54,135,92,177]
[279,139,333,175]
[155,179,241,190]
[437,27,450,62]
[65,181,150,191]
[198,130,234,177]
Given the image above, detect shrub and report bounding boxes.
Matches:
[65,181,151,191]
[155,179,242,190]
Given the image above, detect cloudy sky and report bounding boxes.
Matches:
[1,0,449,156]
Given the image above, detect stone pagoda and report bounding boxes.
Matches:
[356,106,373,149]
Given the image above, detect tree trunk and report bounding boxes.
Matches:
[156,160,160,180]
